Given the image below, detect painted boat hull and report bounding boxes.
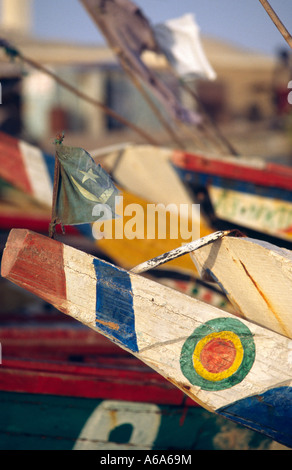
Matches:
[171,150,292,247]
[0,323,284,450]
[0,391,284,450]
[2,229,292,448]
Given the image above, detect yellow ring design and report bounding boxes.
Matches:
[193,331,244,382]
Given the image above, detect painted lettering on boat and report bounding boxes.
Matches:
[211,187,292,238]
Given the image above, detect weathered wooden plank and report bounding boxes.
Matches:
[191,235,292,339]
[131,230,230,273]
[2,228,292,447]
[158,276,234,313]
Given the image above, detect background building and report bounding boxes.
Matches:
[0,0,290,157]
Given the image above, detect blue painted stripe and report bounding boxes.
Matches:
[93,258,138,352]
[174,167,292,203]
[217,386,292,448]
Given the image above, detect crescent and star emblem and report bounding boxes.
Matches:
[69,169,115,204]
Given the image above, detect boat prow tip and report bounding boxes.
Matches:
[1,228,32,279]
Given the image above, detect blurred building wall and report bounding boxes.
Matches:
[0,30,284,146]
[1,0,33,34]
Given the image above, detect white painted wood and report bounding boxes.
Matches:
[3,230,292,423]
[101,144,200,221]
[74,401,161,450]
[63,244,97,328]
[29,233,292,411]
[131,230,230,273]
[191,235,292,338]
[129,273,292,411]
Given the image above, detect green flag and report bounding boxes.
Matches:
[53,144,119,226]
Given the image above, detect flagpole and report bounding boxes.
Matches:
[49,133,63,239]
[258,0,292,49]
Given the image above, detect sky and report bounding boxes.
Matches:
[31,0,292,57]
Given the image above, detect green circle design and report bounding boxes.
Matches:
[180,317,256,391]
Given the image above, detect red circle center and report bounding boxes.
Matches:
[200,338,236,374]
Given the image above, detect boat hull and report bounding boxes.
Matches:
[0,322,282,450]
[172,151,292,246]
[0,390,284,450]
[2,229,292,448]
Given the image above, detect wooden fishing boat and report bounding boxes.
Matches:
[2,228,292,449]
[171,149,292,248]
[78,0,292,250]
[92,141,292,252]
[0,313,282,450]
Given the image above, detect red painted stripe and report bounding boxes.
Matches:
[0,132,32,194]
[172,150,292,191]
[0,213,81,235]
[1,230,67,312]
[0,358,199,406]
[0,324,127,360]
[0,323,199,405]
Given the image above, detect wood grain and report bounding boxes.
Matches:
[2,228,292,451]
[192,235,292,338]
